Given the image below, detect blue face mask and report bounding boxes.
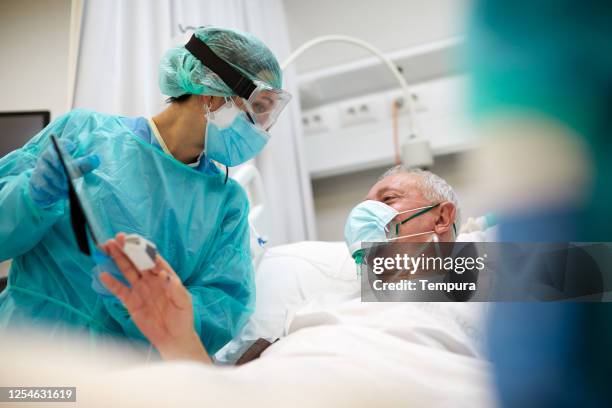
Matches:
[344,200,398,263]
[344,200,445,264]
[205,100,270,167]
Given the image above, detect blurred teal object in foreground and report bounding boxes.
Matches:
[468,1,612,407]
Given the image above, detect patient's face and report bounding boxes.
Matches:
[366,174,439,243]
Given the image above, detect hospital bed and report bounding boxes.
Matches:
[0,234,494,407]
[0,234,495,407]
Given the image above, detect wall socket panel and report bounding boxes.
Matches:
[302,90,429,135]
[302,108,333,134]
[338,97,382,127]
[388,92,427,116]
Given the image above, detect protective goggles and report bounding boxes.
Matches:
[185,34,291,131]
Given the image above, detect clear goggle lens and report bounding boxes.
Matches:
[244,82,292,131]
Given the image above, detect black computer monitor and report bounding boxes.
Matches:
[0,111,50,158]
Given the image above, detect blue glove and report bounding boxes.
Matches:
[29,139,100,208]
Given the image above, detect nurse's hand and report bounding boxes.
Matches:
[99,233,211,363]
[29,139,100,208]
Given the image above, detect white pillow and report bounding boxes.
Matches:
[214,241,359,364]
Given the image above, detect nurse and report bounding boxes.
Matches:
[0,26,290,354]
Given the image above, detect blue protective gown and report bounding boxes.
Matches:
[0,109,254,354]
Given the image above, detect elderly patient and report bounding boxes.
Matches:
[99,165,467,363]
[362,165,460,243]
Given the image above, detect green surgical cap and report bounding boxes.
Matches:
[159,26,283,98]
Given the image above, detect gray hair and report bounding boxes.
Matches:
[380,165,462,230]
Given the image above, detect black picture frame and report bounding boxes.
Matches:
[0,110,51,158]
[0,110,50,126]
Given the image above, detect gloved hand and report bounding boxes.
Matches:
[29,138,100,208]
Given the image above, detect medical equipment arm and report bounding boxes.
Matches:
[282,34,418,139]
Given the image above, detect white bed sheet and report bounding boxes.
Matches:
[1,239,495,406]
[1,320,495,407]
[217,240,489,363]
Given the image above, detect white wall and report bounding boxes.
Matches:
[0,0,72,276]
[283,0,476,241]
[283,0,468,74]
[0,0,72,119]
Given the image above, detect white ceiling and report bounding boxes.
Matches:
[282,0,469,74]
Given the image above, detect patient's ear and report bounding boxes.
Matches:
[434,202,456,235]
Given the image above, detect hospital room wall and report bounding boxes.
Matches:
[312,153,482,241]
[284,0,467,74]
[0,0,71,280]
[0,0,72,119]
[283,0,474,241]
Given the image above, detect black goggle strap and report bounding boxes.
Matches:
[184,34,256,100]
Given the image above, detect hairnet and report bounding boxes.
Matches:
[159,26,283,98]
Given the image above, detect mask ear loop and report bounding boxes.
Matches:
[223,97,234,184]
[207,96,232,116]
[204,99,213,116]
[203,97,232,184]
[396,204,457,238]
[388,231,440,281]
[394,203,441,236]
[386,230,435,242]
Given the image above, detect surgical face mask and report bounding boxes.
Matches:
[344,200,397,258]
[344,200,440,263]
[204,98,270,167]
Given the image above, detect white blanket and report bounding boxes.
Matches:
[284,296,488,358]
[1,300,494,407]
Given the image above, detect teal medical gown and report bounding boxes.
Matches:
[0,109,254,354]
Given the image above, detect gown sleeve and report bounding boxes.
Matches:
[0,113,72,260]
[186,186,255,354]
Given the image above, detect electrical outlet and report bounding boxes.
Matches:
[338,97,380,127]
[301,109,331,135]
[389,92,426,116]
